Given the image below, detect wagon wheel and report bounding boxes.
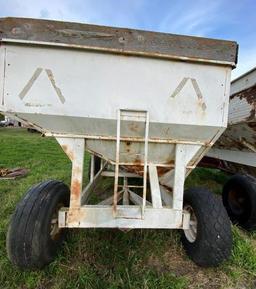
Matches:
[222,174,256,231]
[181,188,232,267]
[6,180,70,269]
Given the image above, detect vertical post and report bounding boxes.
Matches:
[113,110,121,214]
[56,137,85,210]
[148,164,162,208]
[70,138,85,208]
[142,111,149,216]
[89,154,95,183]
[173,144,186,211]
[123,177,129,205]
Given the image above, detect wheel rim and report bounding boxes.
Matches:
[184,205,198,243]
[50,203,64,241]
[228,189,246,215]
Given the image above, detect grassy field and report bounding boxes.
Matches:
[0,128,256,289]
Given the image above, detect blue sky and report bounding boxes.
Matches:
[0,0,255,79]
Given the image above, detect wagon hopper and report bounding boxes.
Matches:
[0,18,238,269]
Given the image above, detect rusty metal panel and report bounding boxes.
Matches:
[214,68,256,154]
[0,17,237,66]
[229,85,256,124]
[206,67,256,171]
[231,67,256,95]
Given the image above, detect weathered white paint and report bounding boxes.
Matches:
[59,205,188,229]
[0,41,233,230]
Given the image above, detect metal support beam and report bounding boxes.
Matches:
[89,154,95,182]
[98,190,123,205]
[123,177,129,205]
[81,161,106,205]
[207,148,256,167]
[173,144,186,211]
[59,206,186,229]
[148,164,162,208]
[172,144,202,211]
[56,137,85,208]
[129,190,151,206]
[160,185,173,206]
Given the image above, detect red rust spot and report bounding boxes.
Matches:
[230,85,256,104]
[124,158,174,177]
[62,145,74,161]
[124,155,144,175]
[71,178,81,200]
[67,207,85,224]
[157,160,175,176]
[125,141,131,153]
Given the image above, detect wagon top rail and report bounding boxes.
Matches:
[0,17,238,66]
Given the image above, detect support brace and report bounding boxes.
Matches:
[56,137,85,209]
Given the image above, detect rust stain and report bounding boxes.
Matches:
[129,122,139,132]
[123,158,174,177]
[230,84,256,104]
[125,141,131,153]
[124,155,144,175]
[71,178,81,201]
[157,160,174,176]
[217,137,245,151]
[67,208,85,224]
[61,145,74,161]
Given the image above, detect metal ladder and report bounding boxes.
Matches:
[113,109,149,218]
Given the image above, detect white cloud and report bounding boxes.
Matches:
[0,0,80,22]
[0,0,144,26]
[158,0,221,36]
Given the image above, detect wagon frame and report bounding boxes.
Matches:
[0,17,238,269]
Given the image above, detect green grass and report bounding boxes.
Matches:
[0,128,256,289]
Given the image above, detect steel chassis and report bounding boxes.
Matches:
[54,109,204,230]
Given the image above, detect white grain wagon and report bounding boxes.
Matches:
[0,18,238,269]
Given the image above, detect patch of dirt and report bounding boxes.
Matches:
[146,248,249,289]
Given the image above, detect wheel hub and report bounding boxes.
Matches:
[50,203,64,241]
[184,205,197,243]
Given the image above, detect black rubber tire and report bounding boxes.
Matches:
[88,155,101,179]
[6,180,70,269]
[222,174,256,231]
[181,188,232,267]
